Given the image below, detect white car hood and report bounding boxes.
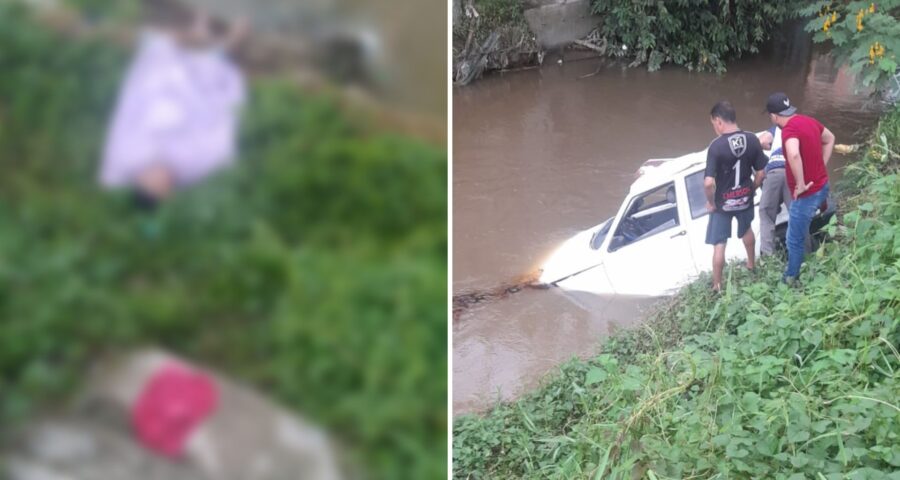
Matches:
[539,224,606,285]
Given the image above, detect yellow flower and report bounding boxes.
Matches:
[869,3,875,13]
[868,42,885,64]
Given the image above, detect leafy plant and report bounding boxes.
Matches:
[472,0,526,29]
[798,1,900,93]
[590,0,791,72]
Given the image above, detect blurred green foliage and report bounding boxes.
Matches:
[0,3,447,479]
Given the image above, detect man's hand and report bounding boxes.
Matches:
[753,169,766,191]
[794,181,813,199]
[821,127,835,166]
[706,201,716,213]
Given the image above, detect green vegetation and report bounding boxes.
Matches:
[452,0,537,79]
[590,0,791,72]
[453,0,795,74]
[455,0,900,86]
[0,4,446,479]
[800,1,900,91]
[453,107,900,478]
[469,0,527,31]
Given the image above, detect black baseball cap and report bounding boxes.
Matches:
[765,92,797,116]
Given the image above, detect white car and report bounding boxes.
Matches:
[539,149,834,296]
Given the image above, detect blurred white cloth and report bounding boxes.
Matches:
[100,30,245,188]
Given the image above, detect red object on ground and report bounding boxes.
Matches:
[131,362,218,458]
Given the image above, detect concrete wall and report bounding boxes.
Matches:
[523,0,601,49]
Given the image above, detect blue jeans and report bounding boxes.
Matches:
[784,182,829,279]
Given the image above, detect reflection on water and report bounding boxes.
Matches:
[453,289,657,413]
[453,37,880,414]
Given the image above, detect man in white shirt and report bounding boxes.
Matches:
[757,126,794,256]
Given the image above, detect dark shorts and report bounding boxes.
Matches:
[706,208,754,245]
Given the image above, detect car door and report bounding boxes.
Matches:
[602,181,698,296]
[684,169,762,273]
[684,169,715,273]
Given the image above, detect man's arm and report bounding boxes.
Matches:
[704,147,718,212]
[821,126,835,166]
[754,169,766,191]
[784,137,812,198]
[704,176,716,212]
[754,140,769,189]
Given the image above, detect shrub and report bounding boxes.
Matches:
[590,0,791,72]
[798,1,900,95]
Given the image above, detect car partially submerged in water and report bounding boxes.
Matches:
[539,148,835,296]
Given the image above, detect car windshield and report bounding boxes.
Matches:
[609,182,679,251]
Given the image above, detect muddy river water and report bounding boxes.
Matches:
[452,40,881,414]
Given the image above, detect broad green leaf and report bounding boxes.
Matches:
[585,367,607,386]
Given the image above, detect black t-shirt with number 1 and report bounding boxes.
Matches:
[705,131,768,212]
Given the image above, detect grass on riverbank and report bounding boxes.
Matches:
[453,107,900,478]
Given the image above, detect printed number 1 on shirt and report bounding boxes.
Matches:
[732,160,741,189]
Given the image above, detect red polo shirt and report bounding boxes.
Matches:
[781,114,828,198]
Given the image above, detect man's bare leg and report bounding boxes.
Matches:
[712,243,726,291]
[742,227,756,270]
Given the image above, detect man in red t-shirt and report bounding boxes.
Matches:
[765,92,835,283]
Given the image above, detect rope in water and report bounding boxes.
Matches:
[452,271,546,322]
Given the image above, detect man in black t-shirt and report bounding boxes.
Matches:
[704,101,768,291]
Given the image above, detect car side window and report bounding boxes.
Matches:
[685,171,709,219]
[609,182,679,251]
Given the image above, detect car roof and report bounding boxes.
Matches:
[630,150,707,194]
